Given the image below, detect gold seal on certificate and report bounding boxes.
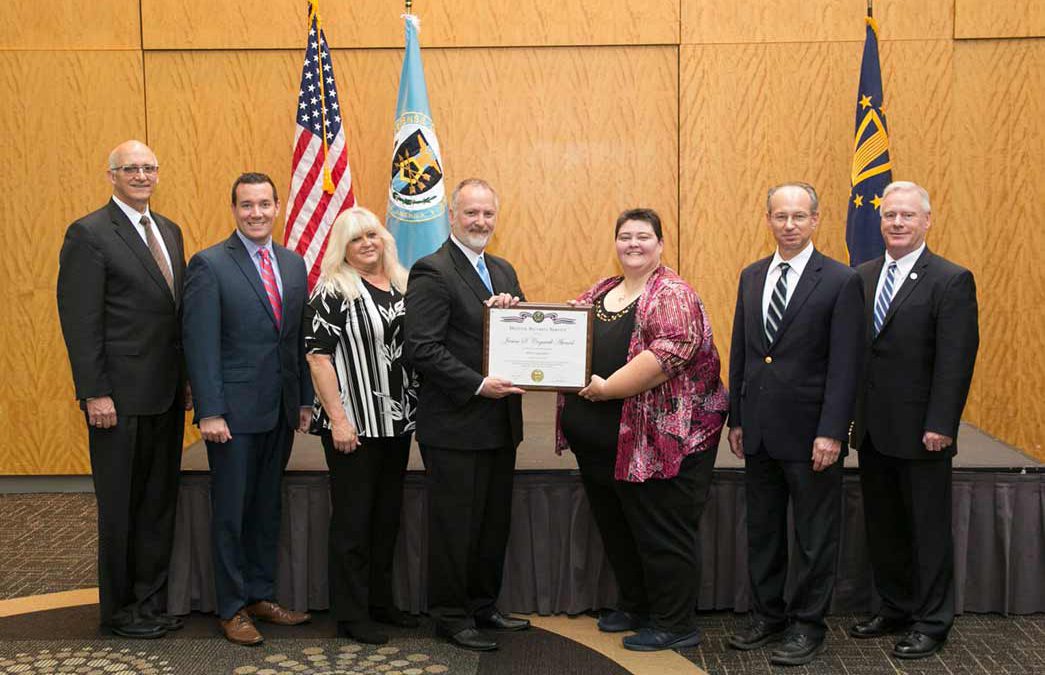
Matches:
[483,303,593,391]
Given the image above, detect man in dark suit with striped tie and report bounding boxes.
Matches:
[58,140,189,639]
[182,173,314,645]
[848,181,979,659]
[726,182,865,666]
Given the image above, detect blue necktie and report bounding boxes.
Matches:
[873,262,898,337]
[476,256,493,295]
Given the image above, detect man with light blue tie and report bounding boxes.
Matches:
[404,178,530,652]
[849,181,979,659]
[182,173,314,646]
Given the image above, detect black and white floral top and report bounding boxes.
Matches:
[304,278,416,438]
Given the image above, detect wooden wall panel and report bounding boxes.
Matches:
[145,46,678,305]
[677,40,953,360]
[953,39,1044,457]
[141,0,678,50]
[956,0,1045,39]
[0,0,140,50]
[0,50,146,474]
[682,0,953,45]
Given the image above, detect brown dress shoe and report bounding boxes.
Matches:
[221,610,263,646]
[245,600,311,626]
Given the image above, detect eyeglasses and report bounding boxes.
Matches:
[881,211,920,223]
[770,212,811,225]
[112,165,159,176]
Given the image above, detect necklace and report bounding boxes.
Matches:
[594,293,637,322]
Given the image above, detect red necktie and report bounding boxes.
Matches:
[258,248,282,328]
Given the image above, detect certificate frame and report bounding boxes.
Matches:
[483,303,594,392]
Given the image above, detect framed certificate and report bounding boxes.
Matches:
[483,303,593,392]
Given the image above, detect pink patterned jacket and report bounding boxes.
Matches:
[555,265,728,482]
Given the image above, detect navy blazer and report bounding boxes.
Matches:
[182,232,313,434]
[728,248,865,460]
[850,249,979,459]
[404,239,525,450]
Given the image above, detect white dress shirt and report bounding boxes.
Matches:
[761,241,814,326]
[874,243,926,304]
[112,195,173,273]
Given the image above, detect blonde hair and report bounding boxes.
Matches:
[315,206,409,301]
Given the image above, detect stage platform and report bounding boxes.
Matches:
[171,393,1045,618]
[181,393,1043,473]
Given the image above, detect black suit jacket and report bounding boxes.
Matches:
[850,248,979,459]
[404,240,525,450]
[57,199,186,415]
[182,233,313,434]
[728,248,865,460]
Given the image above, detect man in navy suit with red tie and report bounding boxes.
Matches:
[848,181,978,659]
[182,173,314,646]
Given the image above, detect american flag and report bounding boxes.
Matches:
[284,0,354,290]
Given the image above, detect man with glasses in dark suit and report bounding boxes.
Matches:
[58,140,190,639]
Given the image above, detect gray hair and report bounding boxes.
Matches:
[766,182,819,214]
[882,181,931,213]
[450,178,499,212]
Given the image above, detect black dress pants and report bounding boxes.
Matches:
[420,443,517,633]
[858,435,954,640]
[87,402,184,628]
[323,433,411,623]
[575,443,716,634]
[744,448,842,639]
[207,414,293,619]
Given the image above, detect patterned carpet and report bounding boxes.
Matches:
[3,492,1044,674]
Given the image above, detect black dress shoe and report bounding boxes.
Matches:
[475,609,530,632]
[770,632,825,666]
[728,618,787,650]
[437,625,498,651]
[848,615,909,639]
[110,619,167,639]
[143,613,184,631]
[338,620,389,645]
[623,627,701,651]
[370,606,420,628]
[892,630,944,659]
[597,610,647,633]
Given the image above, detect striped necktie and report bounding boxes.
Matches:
[765,262,790,344]
[476,256,494,295]
[258,248,283,328]
[141,215,174,297]
[873,261,898,337]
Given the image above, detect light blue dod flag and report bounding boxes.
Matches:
[386,13,449,268]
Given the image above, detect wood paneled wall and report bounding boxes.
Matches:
[1,1,1042,473]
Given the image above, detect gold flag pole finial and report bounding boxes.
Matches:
[867,0,873,18]
[405,0,413,13]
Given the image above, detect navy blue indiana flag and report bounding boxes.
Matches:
[846,13,892,266]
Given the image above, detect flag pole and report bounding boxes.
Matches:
[867,0,873,18]
[310,0,335,193]
[406,0,413,13]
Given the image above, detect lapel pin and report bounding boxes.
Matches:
[910,272,919,280]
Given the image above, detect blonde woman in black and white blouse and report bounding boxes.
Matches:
[305,206,417,645]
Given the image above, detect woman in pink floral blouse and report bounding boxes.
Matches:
[556,208,729,652]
